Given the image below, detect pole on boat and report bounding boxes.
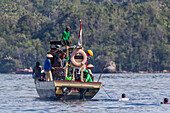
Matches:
[65,46,69,78]
[97,63,106,82]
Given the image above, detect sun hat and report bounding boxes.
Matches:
[87,64,94,68]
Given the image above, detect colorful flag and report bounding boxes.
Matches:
[78,20,82,46]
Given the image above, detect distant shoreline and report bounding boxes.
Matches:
[95,70,170,74]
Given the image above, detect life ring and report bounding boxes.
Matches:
[70,49,87,67]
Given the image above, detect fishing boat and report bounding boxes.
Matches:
[16,68,33,74]
[35,20,102,99]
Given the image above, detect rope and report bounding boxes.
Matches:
[102,86,112,99]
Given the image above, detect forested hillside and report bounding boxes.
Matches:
[0,0,169,73]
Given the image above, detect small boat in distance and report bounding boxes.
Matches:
[15,68,33,74]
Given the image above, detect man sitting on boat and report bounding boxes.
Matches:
[32,62,41,79]
[83,70,92,82]
[61,26,72,46]
[44,54,55,81]
[87,64,94,81]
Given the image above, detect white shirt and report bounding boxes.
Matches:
[118,98,129,101]
[88,69,92,74]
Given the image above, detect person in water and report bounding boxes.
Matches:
[44,54,54,81]
[83,70,92,82]
[32,62,41,79]
[61,26,72,46]
[118,93,129,101]
[161,98,168,104]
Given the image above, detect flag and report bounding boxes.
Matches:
[78,20,82,46]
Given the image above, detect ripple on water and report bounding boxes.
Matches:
[1,73,170,113]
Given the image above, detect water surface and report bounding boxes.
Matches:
[1,73,170,113]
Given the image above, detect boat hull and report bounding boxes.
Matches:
[35,80,102,99]
[16,71,33,74]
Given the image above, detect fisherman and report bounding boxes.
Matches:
[61,26,72,46]
[85,50,93,69]
[87,64,94,81]
[62,53,66,68]
[53,53,63,67]
[44,54,54,81]
[118,93,129,101]
[32,62,41,79]
[83,70,92,82]
[161,98,169,104]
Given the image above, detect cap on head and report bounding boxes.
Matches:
[84,70,88,73]
[46,54,53,58]
[87,64,94,68]
[87,50,93,56]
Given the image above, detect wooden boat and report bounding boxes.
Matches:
[35,44,102,99]
[35,80,101,99]
[35,20,102,99]
[16,68,33,74]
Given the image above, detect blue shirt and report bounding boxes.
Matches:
[44,59,52,70]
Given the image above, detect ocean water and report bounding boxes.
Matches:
[1,73,170,113]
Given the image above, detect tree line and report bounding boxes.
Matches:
[0,0,169,73]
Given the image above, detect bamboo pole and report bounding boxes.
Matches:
[97,63,106,82]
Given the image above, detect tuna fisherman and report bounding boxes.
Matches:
[61,26,72,46]
[87,64,94,81]
[32,62,41,79]
[83,70,92,82]
[44,54,55,81]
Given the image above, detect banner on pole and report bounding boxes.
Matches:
[78,20,82,46]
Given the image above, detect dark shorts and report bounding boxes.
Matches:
[61,39,70,46]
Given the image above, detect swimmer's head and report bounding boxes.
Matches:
[164,98,168,104]
[122,93,126,98]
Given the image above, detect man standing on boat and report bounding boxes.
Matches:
[61,26,72,46]
[32,62,41,79]
[44,54,54,81]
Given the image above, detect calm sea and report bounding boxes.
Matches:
[1,73,170,113]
